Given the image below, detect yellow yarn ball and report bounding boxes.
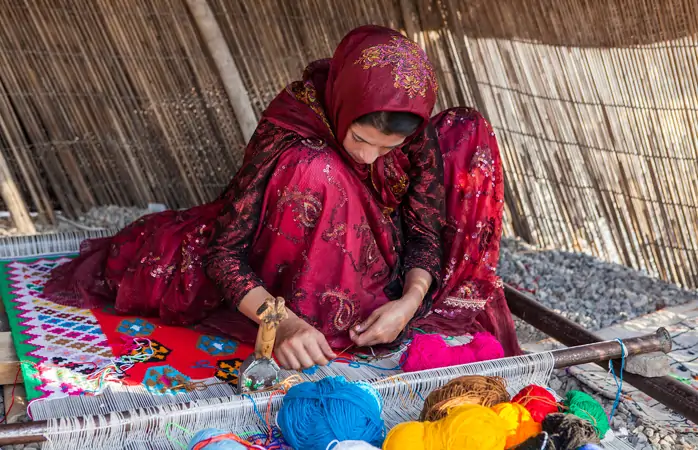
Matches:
[439,405,508,450]
[383,421,426,450]
[383,405,508,450]
[490,402,541,449]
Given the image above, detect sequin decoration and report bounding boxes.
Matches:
[288,80,332,131]
[470,145,495,178]
[318,288,357,331]
[277,187,323,229]
[355,36,438,98]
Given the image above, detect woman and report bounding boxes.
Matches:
[44,25,521,370]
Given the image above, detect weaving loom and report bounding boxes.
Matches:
[0,231,649,449]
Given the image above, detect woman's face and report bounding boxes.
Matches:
[342,122,407,165]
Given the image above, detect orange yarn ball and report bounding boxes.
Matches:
[490,402,541,449]
[511,385,559,422]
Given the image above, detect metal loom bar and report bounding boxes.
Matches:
[0,327,672,445]
[504,283,698,424]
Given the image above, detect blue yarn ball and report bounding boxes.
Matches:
[277,377,385,450]
[187,428,246,450]
[576,445,604,450]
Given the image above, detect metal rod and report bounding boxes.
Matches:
[505,283,698,424]
[0,328,673,445]
[551,327,671,368]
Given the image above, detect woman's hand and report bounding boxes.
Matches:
[349,293,422,347]
[274,316,336,370]
[350,268,432,347]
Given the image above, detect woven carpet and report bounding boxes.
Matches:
[0,254,258,416]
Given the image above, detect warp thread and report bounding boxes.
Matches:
[420,375,510,421]
[277,377,384,450]
[562,391,610,439]
[512,385,559,422]
[402,332,504,373]
[490,402,542,449]
[383,404,509,450]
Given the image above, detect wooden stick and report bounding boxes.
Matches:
[185,0,257,142]
[0,151,35,234]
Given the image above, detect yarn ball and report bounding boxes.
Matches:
[490,402,541,448]
[576,445,603,450]
[512,385,559,422]
[326,440,381,449]
[187,429,246,450]
[563,391,610,439]
[542,413,600,450]
[277,377,384,450]
[420,375,510,421]
[469,332,505,360]
[384,404,509,450]
[382,422,426,450]
[402,333,504,373]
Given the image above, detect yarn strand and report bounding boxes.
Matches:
[608,338,627,422]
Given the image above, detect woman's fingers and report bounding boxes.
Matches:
[352,318,388,347]
[354,310,380,334]
[305,341,329,366]
[318,335,337,360]
[290,340,315,369]
[278,347,301,371]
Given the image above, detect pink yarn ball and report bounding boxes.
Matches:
[469,332,505,360]
[402,332,504,373]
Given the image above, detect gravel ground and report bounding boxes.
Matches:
[498,237,698,450]
[0,207,697,448]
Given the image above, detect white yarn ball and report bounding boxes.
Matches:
[326,440,381,450]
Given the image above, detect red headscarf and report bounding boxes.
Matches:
[263,25,438,175]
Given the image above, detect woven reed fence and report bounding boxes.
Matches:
[1,0,698,288]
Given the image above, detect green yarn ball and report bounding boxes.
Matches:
[563,390,610,439]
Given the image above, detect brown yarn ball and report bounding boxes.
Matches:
[420,375,510,421]
[543,413,601,450]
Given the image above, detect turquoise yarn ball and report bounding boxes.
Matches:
[277,377,385,450]
[187,428,246,450]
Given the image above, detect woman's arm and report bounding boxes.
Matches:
[238,287,336,369]
[400,125,445,302]
[204,121,334,369]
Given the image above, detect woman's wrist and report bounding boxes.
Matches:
[401,286,425,309]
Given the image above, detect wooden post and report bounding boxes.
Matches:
[185,0,258,143]
[0,151,35,235]
[399,0,421,43]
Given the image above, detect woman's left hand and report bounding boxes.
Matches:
[349,293,422,347]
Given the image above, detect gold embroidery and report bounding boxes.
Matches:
[288,81,333,132]
[355,36,438,98]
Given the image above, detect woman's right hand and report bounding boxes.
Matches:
[274,316,336,370]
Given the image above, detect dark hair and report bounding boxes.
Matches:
[355,111,423,137]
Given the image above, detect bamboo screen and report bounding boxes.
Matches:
[1,0,697,287]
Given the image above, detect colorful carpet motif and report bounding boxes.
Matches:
[0,255,254,402]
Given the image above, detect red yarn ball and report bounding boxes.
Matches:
[512,385,559,422]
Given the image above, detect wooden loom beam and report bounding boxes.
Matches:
[0,326,674,445]
[504,283,698,424]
